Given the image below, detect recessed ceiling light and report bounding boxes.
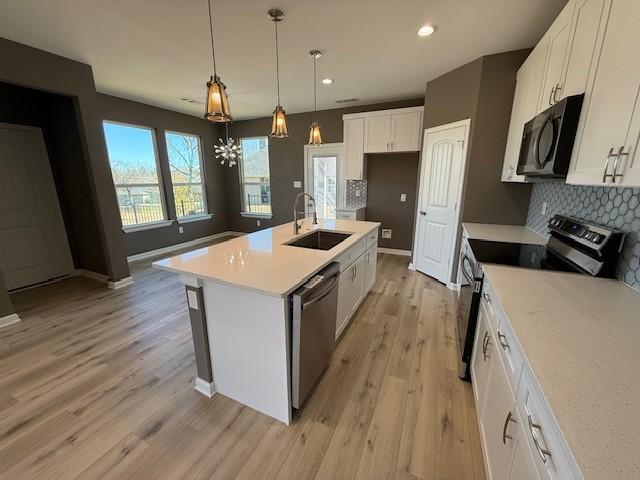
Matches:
[322,78,333,85]
[418,24,435,37]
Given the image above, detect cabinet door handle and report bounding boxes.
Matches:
[497,331,510,351]
[528,414,552,463]
[548,86,557,106]
[482,331,490,361]
[386,142,390,151]
[612,146,630,182]
[502,411,516,444]
[482,292,491,304]
[602,147,617,183]
[553,82,562,103]
[390,141,394,151]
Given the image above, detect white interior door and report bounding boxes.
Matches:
[304,144,344,219]
[0,124,74,290]
[414,120,469,284]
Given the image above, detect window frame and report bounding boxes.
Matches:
[102,120,170,231]
[238,136,273,218]
[164,129,210,220]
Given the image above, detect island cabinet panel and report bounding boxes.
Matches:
[364,245,377,293]
[471,299,495,411]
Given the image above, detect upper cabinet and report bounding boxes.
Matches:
[568,0,640,186]
[343,106,424,180]
[502,0,640,187]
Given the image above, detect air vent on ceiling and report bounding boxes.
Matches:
[335,97,360,104]
[179,97,204,105]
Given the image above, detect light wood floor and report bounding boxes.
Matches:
[0,252,485,480]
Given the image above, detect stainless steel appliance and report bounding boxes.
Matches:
[456,215,625,381]
[517,94,584,178]
[291,262,340,409]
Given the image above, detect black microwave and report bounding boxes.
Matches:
[517,94,584,178]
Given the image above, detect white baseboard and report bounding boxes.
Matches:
[194,377,216,398]
[408,262,416,271]
[378,247,412,257]
[0,313,20,329]
[127,231,244,263]
[447,282,461,291]
[108,276,134,290]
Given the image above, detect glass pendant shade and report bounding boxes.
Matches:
[270,105,289,138]
[205,75,232,122]
[308,122,323,145]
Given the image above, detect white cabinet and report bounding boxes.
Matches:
[364,245,377,293]
[479,351,518,480]
[509,409,543,480]
[335,233,377,339]
[335,207,366,220]
[364,115,391,153]
[344,117,365,179]
[471,300,494,409]
[567,0,640,186]
[390,111,423,152]
[538,2,574,111]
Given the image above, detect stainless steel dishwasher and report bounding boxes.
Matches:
[291,262,340,409]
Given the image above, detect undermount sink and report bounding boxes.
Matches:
[286,230,352,250]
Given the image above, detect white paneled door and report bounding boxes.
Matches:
[414,120,469,284]
[0,124,74,290]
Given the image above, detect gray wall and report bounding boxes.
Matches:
[0,37,129,281]
[0,82,107,274]
[97,94,229,255]
[527,183,640,290]
[366,153,419,250]
[225,99,424,233]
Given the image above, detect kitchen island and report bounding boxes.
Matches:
[153,218,380,424]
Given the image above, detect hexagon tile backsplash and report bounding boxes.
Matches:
[526,183,640,290]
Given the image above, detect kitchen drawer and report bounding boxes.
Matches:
[518,367,581,480]
[336,236,367,272]
[336,210,356,220]
[494,308,525,394]
[366,229,378,248]
[480,280,500,332]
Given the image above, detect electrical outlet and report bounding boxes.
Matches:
[178,226,184,234]
[257,219,261,227]
[355,189,361,197]
[382,229,392,239]
[187,290,199,310]
[293,180,302,188]
[400,193,407,202]
[542,201,548,215]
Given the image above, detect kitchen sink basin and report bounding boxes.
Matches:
[286,230,352,250]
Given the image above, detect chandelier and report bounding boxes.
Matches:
[215,123,241,167]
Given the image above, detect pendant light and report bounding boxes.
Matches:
[307,50,323,146]
[215,123,242,167]
[268,9,289,138]
[204,0,232,122]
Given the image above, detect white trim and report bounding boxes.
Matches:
[77,269,109,283]
[239,212,272,219]
[378,247,412,256]
[0,313,20,329]
[447,282,461,291]
[342,105,424,121]
[108,276,134,290]
[122,220,174,233]
[177,214,214,224]
[194,377,216,398]
[303,143,345,211]
[126,231,242,263]
[411,118,471,285]
[408,263,416,271]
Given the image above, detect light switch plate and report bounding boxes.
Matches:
[178,226,184,234]
[542,201,548,215]
[187,290,199,310]
[400,193,406,202]
[257,219,261,227]
[382,229,392,239]
[293,180,302,188]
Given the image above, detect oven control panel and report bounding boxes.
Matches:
[547,215,623,252]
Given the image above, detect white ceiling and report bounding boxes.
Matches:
[0,0,566,120]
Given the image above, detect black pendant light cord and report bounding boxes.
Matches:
[274,20,281,106]
[313,55,318,114]
[208,0,217,76]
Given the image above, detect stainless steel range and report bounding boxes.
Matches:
[456,215,625,381]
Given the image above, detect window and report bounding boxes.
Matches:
[103,121,167,227]
[239,137,272,215]
[165,132,207,218]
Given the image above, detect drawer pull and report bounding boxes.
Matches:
[602,147,616,183]
[497,331,510,350]
[528,414,552,463]
[482,292,491,304]
[502,411,516,444]
[482,331,490,361]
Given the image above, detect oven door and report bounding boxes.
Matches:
[457,247,482,381]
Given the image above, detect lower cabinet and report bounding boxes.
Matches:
[364,245,377,292]
[471,300,494,409]
[336,250,367,339]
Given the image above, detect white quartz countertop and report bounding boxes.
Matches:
[153,219,380,297]
[463,222,547,245]
[483,264,640,480]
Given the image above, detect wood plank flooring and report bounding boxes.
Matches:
[0,251,485,479]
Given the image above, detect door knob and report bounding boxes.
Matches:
[420,210,427,216]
